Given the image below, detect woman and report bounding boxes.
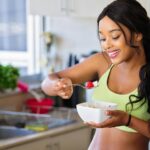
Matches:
[41,0,150,149]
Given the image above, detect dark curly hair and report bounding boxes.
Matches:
[97,0,150,113]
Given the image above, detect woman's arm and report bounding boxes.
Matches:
[41,52,111,99]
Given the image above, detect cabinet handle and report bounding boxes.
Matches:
[46,144,52,150]
[54,142,60,150]
[61,0,66,12]
[68,0,75,12]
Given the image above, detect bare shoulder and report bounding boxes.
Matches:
[88,52,112,76]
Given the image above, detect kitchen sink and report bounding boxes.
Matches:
[0,126,35,140]
[0,108,77,139]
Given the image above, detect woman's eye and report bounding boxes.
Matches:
[112,35,120,40]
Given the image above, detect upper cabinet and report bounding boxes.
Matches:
[68,0,109,18]
[29,0,65,17]
[29,0,150,18]
[29,0,112,18]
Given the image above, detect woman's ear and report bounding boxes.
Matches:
[135,33,143,42]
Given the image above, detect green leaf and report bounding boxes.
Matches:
[0,64,20,90]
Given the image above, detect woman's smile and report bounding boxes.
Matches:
[107,49,120,60]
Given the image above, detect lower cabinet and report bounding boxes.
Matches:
[7,127,91,150]
[8,138,50,150]
[49,128,91,150]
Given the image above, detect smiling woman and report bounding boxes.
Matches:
[0,0,42,76]
[41,0,150,150]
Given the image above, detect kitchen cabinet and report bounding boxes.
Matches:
[29,0,113,18]
[68,0,108,18]
[49,128,91,150]
[6,138,50,150]
[6,127,91,150]
[29,0,66,17]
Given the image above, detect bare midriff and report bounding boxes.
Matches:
[88,128,149,150]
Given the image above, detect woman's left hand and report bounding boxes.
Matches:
[85,110,129,128]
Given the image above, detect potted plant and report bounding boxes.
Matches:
[0,64,20,92]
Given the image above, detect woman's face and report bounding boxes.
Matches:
[98,16,139,64]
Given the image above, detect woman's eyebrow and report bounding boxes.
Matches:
[99,29,121,34]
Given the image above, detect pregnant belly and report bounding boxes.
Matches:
[88,128,149,150]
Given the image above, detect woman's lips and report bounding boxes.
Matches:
[107,50,119,59]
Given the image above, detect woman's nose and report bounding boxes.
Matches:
[103,39,112,51]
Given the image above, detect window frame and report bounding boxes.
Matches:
[0,0,42,76]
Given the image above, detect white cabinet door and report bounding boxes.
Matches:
[7,127,91,150]
[29,0,113,18]
[69,0,110,18]
[29,0,67,17]
[7,138,50,150]
[50,127,92,150]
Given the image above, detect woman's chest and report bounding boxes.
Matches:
[108,68,140,95]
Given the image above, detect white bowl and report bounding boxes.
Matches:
[76,101,117,123]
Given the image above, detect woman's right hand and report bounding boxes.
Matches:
[54,78,73,99]
[41,75,73,99]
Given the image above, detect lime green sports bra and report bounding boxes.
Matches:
[92,65,150,132]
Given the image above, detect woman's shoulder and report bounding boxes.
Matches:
[56,51,112,82]
[89,52,112,76]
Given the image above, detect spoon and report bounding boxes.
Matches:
[72,81,99,89]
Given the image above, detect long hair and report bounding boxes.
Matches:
[97,0,150,113]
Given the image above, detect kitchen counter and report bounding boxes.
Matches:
[0,108,92,150]
[0,122,87,150]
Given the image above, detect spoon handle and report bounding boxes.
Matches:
[72,84,89,89]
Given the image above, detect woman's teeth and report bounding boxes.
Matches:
[108,50,119,59]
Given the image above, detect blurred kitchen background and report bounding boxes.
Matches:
[0,0,149,150]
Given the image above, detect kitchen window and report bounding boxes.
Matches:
[0,0,42,76]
